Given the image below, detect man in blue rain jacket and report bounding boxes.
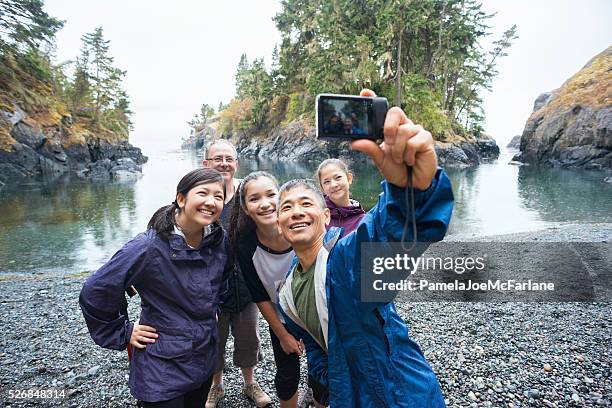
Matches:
[276,89,454,407]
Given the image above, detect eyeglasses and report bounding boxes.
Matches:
[207,156,237,164]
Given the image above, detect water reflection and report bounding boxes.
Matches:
[517,166,612,223]
[0,177,138,274]
[1,148,610,276]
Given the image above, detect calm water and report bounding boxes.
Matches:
[0,148,610,275]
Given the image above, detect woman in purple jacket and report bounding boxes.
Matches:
[316,158,366,233]
[80,168,232,408]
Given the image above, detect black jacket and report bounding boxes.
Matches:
[219,195,253,312]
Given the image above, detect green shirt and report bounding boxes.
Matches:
[292,263,326,350]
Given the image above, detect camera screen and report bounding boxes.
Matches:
[319,96,373,137]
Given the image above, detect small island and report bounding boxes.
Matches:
[182,2,518,168]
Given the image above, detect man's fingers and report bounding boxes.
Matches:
[391,133,408,164]
[383,107,412,147]
[351,139,384,167]
[390,123,422,165]
[360,88,376,97]
[404,128,433,167]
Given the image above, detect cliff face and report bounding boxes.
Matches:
[0,104,147,187]
[183,120,500,167]
[513,46,612,169]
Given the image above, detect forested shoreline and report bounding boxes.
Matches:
[188,0,516,145]
[0,1,145,185]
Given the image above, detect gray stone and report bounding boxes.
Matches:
[507,135,521,149]
[528,389,540,399]
[513,47,612,169]
[10,122,45,148]
[0,104,26,125]
[54,152,68,162]
[0,143,40,184]
[40,156,68,178]
[533,92,553,112]
[87,365,100,376]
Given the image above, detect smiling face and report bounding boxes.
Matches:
[176,182,225,229]
[319,163,353,207]
[277,186,330,249]
[343,118,353,132]
[244,176,279,228]
[203,143,238,185]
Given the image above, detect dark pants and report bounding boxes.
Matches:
[138,377,213,408]
[308,375,329,406]
[269,325,301,401]
[270,326,329,404]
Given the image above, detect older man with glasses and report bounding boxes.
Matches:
[202,140,271,407]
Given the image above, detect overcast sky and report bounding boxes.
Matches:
[44,0,611,151]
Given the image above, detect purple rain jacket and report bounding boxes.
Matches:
[79,223,230,402]
[325,196,366,234]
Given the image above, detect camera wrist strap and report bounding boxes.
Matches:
[401,166,418,252]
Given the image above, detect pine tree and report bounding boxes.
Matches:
[76,27,129,131]
[0,0,64,50]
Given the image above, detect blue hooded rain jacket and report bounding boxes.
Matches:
[279,168,453,407]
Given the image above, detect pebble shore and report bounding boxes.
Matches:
[1,223,610,407]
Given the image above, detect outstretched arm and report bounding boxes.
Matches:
[333,90,454,305]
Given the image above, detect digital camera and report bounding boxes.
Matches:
[316,93,389,140]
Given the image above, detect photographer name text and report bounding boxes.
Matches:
[373,279,555,292]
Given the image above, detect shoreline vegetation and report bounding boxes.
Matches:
[183,0,517,167]
[0,223,610,407]
[0,4,146,187]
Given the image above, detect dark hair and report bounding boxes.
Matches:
[228,171,279,250]
[147,168,225,241]
[277,178,326,210]
[315,158,350,186]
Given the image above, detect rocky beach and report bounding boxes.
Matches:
[1,223,610,407]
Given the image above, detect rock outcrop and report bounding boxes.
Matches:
[507,135,521,149]
[512,46,612,169]
[0,104,147,187]
[183,119,500,167]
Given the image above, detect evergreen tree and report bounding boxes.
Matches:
[187,103,215,135]
[266,0,516,137]
[75,27,130,132]
[0,0,63,50]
